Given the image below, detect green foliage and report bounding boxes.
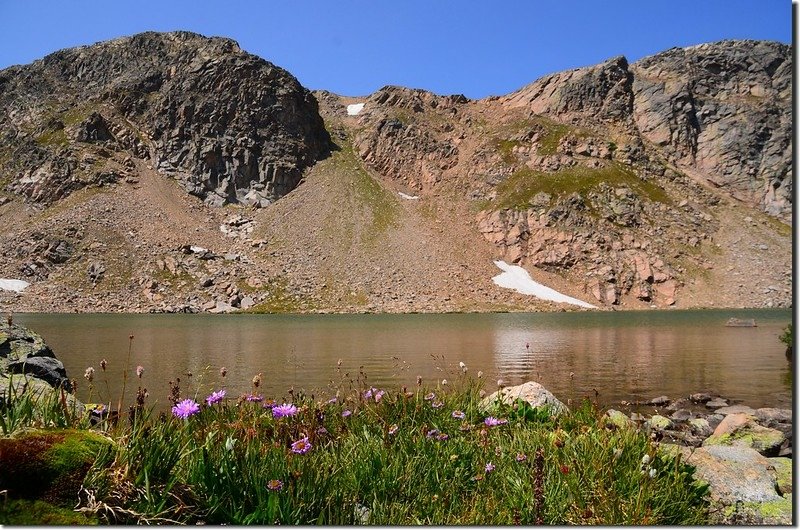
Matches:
[0,499,98,525]
[9,378,710,525]
[489,163,672,211]
[779,324,792,348]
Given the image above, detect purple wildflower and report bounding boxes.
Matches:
[426,429,440,439]
[246,394,263,402]
[291,436,312,454]
[342,409,352,417]
[172,398,200,419]
[485,462,495,473]
[484,416,508,427]
[388,424,399,435]
[515,453,528,462]
[326,396,338,404]
[267,479,283,491]
[205,389,226,405]
[363,388,374,399]
[436,432,449,441]
[424,392,436,401]
[316,426,329,435]
[374,390,386,403]
[431,401,444,409]
[263,399,276,408]
[452,410,466,419]
[272,403,298,418]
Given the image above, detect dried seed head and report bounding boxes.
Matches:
[220,366,227,378]
[100,359,107,371]
[416,375,422,386]
[252,373,262,388]
[136,365,144,379]
[84,367,95,383]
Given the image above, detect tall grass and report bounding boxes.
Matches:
[63,377,709,525]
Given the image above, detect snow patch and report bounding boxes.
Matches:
[347,103,365,116]
[0,279,30,293]
[491,261,596,309]
[398,192,419,200]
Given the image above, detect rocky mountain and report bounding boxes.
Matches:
[0,33,792,313]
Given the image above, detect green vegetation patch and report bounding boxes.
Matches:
[490,163,671,211]
[244,276,318,314]
[0,498,98,525]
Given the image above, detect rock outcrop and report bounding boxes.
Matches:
[0,322,72,392]
[0,31,331,207]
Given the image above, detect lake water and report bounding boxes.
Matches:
[14,309,792,411]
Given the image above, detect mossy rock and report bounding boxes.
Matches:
[0,373,84,414]
[703,425,785,457]
[0,498,98,525]
[603,409,633,429]
[715,496,793,525]
[646,414,673,430]
[768,457,792,495]
[0,429,113,505]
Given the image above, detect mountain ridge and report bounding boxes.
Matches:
[0,32,791,314]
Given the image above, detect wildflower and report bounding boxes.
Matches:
[291,436,312,454]
[497,379,504,388]
[515,453,527,462]
[459,361,467,373]
[100,359,107,371]
[220,366,227,378]
[441,379,448,386]
[424,392,436,401]
[452,410,466,419]
[246,394,263,402]
[426,429,440,439]
[437,432,449,441]
[316,426,329,435]
[559,465,570,475]
[648,467,657,478]
[84,367,95,383]
[342,409,352,417]
[172,398,200,419]
[485,462,495,473]
[388,424,399,435]
[267,479,283,491]
[641,454,651,465]
[484,416,508,427]
[252,373,262,388]
[431,401,444,409]
[272,403,298,418]
[136,365,144,379]
[477,370,483,379]
[374,390,385,403]
[363,388,374,399]
[206,389,226,405]
[263,398,276,408]
[326,396,338,404]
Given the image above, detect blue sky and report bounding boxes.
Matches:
[0,1,791,99]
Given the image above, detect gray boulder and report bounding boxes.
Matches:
[480,381,568,415]
[0,322,72,391]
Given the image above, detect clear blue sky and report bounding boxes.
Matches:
[0,1,791,99]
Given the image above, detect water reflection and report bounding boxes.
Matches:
[13,309,792,411]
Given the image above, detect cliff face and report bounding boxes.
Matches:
[0,34,792,313]
[0,31,331,207]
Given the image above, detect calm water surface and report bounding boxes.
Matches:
[15,309,792,410]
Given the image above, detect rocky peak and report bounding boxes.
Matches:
[0,31,332,207]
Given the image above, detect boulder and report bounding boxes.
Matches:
[646,414,673,431]
[715,404,757,416]
[0,323,72,391]
[603,409,633,429]
[667,444,791,524]
[480,381,567,415]
[704,413,785,457]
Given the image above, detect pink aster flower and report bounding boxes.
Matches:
[485,462,495,473]
[424,392,436,401]
[426,429,440,439]
[272,403,298,418]
[484,416,508,427]
[436,432,449,441]
[374,390,386,403]
[172,398,200,419]
[388,424,399,435]
[431,401,444,409]
[342,409,352,417]
[205,389,226,405]
[363,388,374,399]
[452,410,466,419]
[267,479,283,491]
[516,453,528,462]
[246,394,263,402]
[291,436,312,454]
